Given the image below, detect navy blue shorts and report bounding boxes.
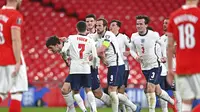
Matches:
[107,65,125,86]
[91,67,100,90]
[160,76,175,91]
[123,70,129,87]
[65,74,91,91]
[142,67,162,85]
[65,75,71,83]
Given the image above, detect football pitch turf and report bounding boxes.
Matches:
[0,107,173,112]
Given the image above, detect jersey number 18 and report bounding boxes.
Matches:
[178,23,196,49]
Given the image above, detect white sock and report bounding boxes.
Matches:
[11,94,22,101]
[118,104,126,112]
[74,93,87,111]
[182,103,192,112]
[87,91,97,112]
[173,91,182,112]
[100,92,111,106]
[0,94,8,101]
[146,93,156,112]
[159,98,168,112]
[159,90,174,105]
[118,93,137,111]
[110,92,119,112]
[63,91,76,112]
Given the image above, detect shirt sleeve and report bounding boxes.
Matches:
[11,13,23,29]
[61,37,71,53]
[124,34,131,48]
[102,34,112,48]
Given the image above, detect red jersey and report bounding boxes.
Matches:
[168,5,200,75]
[0,6,23,65]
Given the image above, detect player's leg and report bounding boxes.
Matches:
[71,74,87,112]
[118,69,139,112]
[143,67,162,112]
[9,64,28,112]
[159,76,169,112]
[0,66,9,103]
[107,66,121,112]
[91,67,111,106]
[61,76,76,112]
[83,74,97,112]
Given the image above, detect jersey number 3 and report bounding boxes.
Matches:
[78,44,85,59]
[0,23,5,44]
[178,23,196,49]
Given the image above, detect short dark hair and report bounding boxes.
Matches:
[136,15,150,24]
[97,18,108,27]
[111,20,121,27]
[46,36,60,48]
[85,14,96,20]
[76,21,86,32]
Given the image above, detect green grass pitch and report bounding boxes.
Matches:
[0,107,173,112]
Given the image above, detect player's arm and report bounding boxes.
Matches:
[166,33,175,73]
[156,35,167,58]
[11,26,21,65]
[123,34,131,56]
[11,15,23,76]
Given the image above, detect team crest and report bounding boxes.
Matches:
[141,39,145,43]
[16,18,22,25]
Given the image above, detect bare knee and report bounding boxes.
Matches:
[146,83,156,93]
[93,88,103,99]
[118,85,125,94]
[155,84,162,95]
[108,86,118,94]
[61,82,71,95]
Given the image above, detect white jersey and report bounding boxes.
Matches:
[130,30,166,70]
[160,34,176,71]
[116,33,131,61]
[60,34,97,74]
[102,31,124,66]
[87,33,102,67]
[116,33,131,70]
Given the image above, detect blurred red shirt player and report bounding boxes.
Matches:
[0,0,28,112]
[167,0,200,111]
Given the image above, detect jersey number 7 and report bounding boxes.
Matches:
[78,44,85,59]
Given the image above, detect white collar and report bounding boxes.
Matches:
[2,6,15,9]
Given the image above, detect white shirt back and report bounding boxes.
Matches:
[131,30,164,70]
[61,34,96,74]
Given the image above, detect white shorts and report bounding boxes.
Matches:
[175,74,200,100]
[0,64,28,93]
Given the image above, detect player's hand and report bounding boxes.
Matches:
[161,57,167,63]
[167,69,175,86]
[135,56,143,63]
[12,62,21,77]
[89,55,93,61]
[123,51,130,57]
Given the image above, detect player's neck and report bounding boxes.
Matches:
[87,28,96,34]
[185,1,198,7]
[113,31,119,36]
[6,3,17,9]
[99,30,106,38]
[139,29,148,36]
[78,32,87,36]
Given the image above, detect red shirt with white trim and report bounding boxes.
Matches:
[167,5,200,75]
[0,6,23,65]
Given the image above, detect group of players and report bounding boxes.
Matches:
[1,0,200,112]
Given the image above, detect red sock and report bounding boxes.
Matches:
[9,99,21,112]
[193,104,200,112]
